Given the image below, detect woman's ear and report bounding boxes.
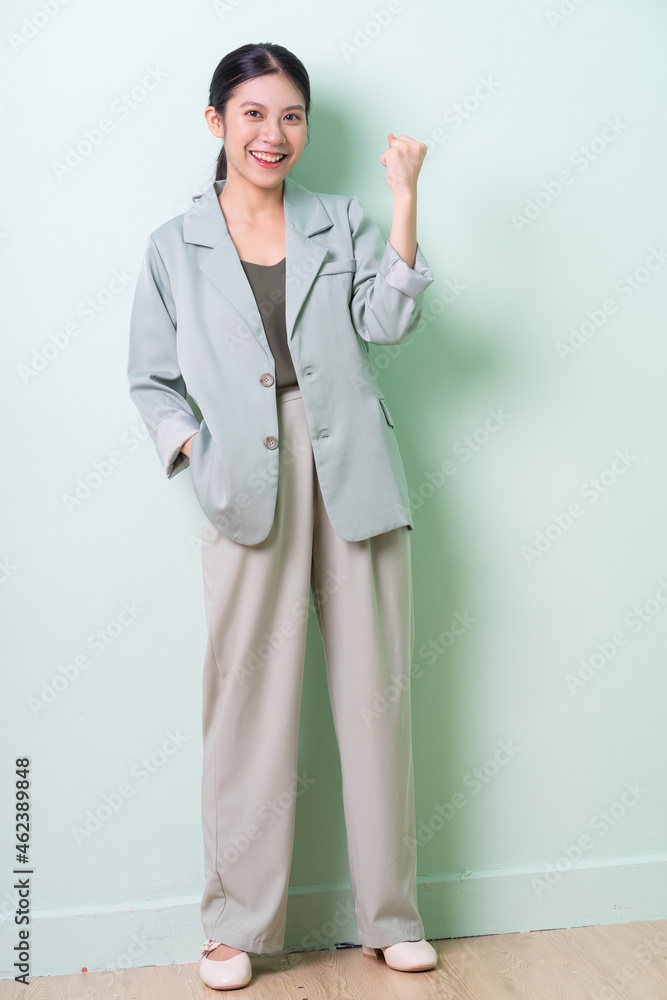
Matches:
[204,106,224,139]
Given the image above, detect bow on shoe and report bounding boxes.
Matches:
[200,938,223,958]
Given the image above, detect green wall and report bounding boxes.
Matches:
[2,0,666,978]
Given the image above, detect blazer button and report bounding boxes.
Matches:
[264,436,278,449]
[260,373,274,387]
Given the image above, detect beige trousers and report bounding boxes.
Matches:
[199,386,424,955]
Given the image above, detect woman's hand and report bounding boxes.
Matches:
[181,434,196,458]
[381,133,426,270]
[380,133,427,197]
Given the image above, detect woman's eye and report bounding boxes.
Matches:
[245,110,300,121]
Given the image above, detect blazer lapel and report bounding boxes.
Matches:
[182,175,334,357]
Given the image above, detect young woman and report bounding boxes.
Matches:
[127,42,436,991]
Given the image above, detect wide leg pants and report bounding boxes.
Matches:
[199,386,424,955]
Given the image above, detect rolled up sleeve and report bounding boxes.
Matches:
[348,195,434,346]
[127,236,200,479]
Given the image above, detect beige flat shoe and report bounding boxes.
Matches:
[199,939,253,990]
[362,937,437,971]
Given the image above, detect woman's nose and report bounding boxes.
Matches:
[259,120,285,141]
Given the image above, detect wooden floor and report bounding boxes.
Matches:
[3,919,666,998]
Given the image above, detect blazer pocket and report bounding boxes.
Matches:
[317,257,357,276]
[378,396,394,428]
[188,420,229,507]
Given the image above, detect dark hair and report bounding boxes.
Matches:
[205,42,310,185]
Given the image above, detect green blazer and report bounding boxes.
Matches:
[127,174,434,544]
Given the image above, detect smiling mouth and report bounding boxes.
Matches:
[249,150,287,163]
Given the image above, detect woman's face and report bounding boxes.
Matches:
[205,73,308,189]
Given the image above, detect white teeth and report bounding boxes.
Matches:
[250,151,285,163]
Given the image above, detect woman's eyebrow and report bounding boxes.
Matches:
[238,100,305,112]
